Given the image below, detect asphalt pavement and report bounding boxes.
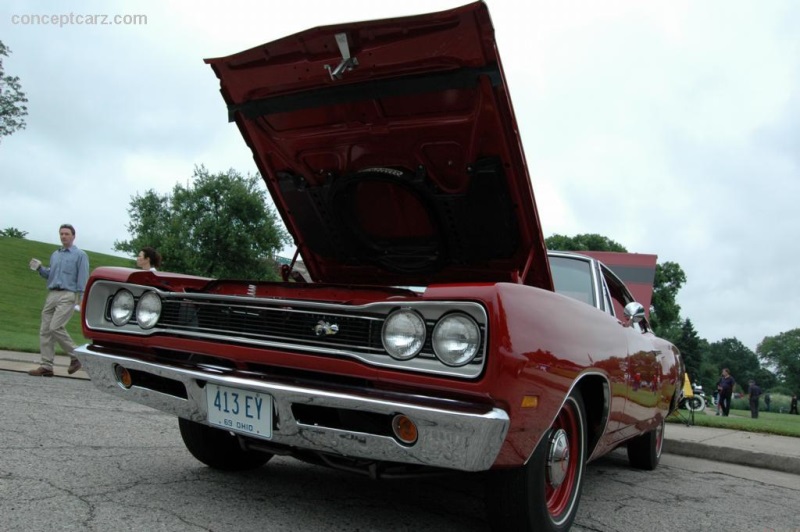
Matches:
[2,349,798,475]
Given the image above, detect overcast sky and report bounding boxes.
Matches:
[2,0,799,352]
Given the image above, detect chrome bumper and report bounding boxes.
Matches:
[74,345,509,472]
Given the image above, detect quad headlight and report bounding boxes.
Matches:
[110,289,135,326]
[109,288,161,329]
[136,291,162,329]
[382,309,426,360]
[432,313,480,367]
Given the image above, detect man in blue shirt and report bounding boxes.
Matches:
[28,224,90,377]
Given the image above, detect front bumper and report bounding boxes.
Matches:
[74,344,509,472]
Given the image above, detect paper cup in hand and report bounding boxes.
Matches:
[29,258,42,271]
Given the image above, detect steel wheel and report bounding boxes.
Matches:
[545,403,582,519]
[487,390,587,532]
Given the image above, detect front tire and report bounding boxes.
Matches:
[684,395,705,412]
[178,418,273,471]
[626,417,664,470]
[487,390,587,532]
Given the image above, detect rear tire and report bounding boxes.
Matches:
[487,390,587,532]
[178,418,273,471]
[626,417,664,470]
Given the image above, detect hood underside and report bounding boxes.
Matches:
[206,1,551,289]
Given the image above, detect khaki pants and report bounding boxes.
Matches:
[39,290,78,369]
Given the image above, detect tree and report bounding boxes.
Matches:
[757,329,800,393]
[115,166,291,280]
[649,261,686,333]
[544,233,686,334]
[704,338,762,394]
[546,233,627,253]
[0,227,27,238]
[752,367,778,392]
[0,41,28,141]
[671,319,705,383]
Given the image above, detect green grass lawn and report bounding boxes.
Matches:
[0,236,134,352]
[668,405,800,438]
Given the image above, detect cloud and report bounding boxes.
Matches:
[2,0,799,351]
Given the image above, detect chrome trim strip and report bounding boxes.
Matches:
[75,345,509,472]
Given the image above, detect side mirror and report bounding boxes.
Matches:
[624,302,646,324]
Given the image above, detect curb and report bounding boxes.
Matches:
[663,440,800,476]
[0,354,90,380]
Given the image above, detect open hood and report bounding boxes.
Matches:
[206,1,551,289]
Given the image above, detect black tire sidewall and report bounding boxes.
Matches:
[178,417,272,471]
[487,390,587,532]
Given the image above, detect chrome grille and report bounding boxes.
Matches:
[158,299,384,353]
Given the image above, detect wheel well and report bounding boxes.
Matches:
[575,375,609,456]
[669,386,681,414]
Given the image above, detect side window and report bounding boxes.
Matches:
[597,266,614,316]
[550,256,596,307]
[601,265,646,331]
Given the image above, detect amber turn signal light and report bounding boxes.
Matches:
[391,414,418,445]
[521,395,539,408]
[113,364,133,389]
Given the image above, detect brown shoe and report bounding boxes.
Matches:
[29,366,54,377]
[67,358,82,375]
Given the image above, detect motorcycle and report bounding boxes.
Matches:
[680,383,714,412]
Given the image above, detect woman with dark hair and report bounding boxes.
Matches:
[136,247,162,271]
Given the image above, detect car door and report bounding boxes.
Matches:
[598,265,665,428]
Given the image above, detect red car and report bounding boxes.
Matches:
[75,3,683,530]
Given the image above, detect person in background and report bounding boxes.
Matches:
[718,368,735,417]
[27,224,90,377]
[748,379,762,418]
[764,392,771,412]
[791,394,798,415]
[714,377,723,416]
[136,246,162,271]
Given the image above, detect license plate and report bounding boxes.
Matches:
[206,383,272,438]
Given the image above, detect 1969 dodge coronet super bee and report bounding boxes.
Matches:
[75,2,683,530]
